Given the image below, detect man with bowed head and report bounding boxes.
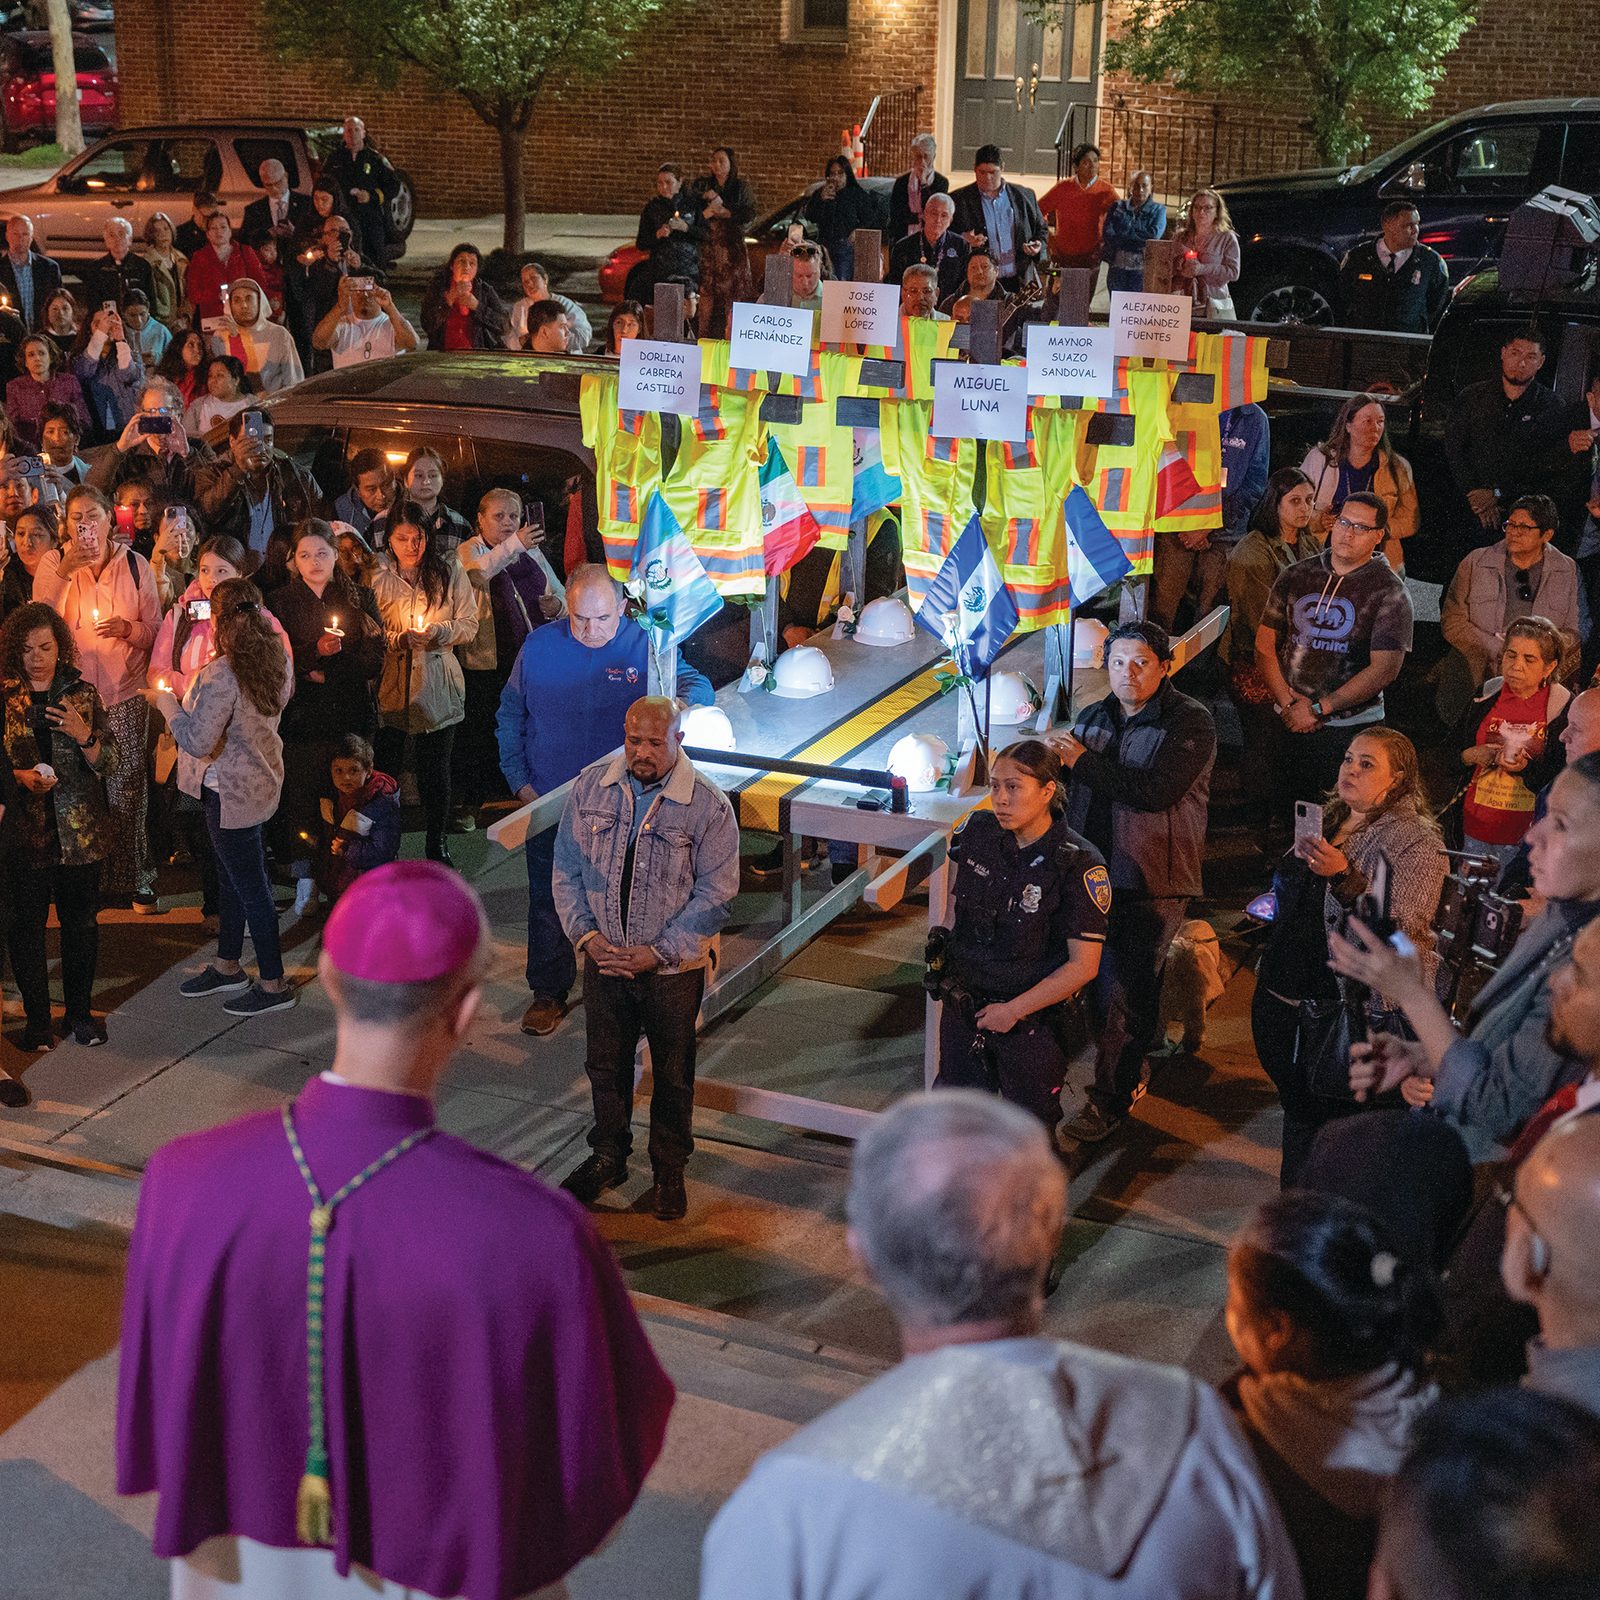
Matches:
[700,1092,1302,1600]
[117,862,674,1600]
[496,565,712,1038]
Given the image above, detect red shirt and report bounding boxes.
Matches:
[1463,683,1552,846]
[184,242,266,323]
[1038,177,1118,263]
[441,305,475,351]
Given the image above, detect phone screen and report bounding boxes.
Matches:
[1293,801,1324,845]
[241,411,266,441]
[189,599,212,622]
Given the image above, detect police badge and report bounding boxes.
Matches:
[1020,884,1042,913]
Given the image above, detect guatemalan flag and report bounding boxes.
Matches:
[758,438,821,576]
[1063,485,1133,607]
[850,427,900,524]
[631,491,724,646]
[914,513,1018,675]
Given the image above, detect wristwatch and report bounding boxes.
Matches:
[1310,699,1327,719]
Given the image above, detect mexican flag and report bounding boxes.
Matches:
[758,437,822,577]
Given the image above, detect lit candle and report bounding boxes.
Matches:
[92,606,101,624]
[413,607,426,632]
[156,677,171,693]
[323,613,344,639]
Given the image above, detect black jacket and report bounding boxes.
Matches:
[1336,240,1449,334]
[948,180,1048,276]
[85,437,218,504]
[191,450,324,556]
[265,574,386,743]
[886,228,969,301]
[689,174,758,231]
[241,191,319,250]
[420,270,509,350]
[803,179,877,260]
[81,251,155,314]
[636,193,705,283]
[1065,678,1217,900]
[889,169,949,239]
[1444,376,1563,504]
[0,249,63,331]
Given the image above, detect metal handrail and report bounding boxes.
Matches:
[684,747,910,812]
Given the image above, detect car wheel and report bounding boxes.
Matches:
[1239,271,1335,325]
[388,168,416,241]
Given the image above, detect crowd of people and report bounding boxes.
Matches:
[5,120,1600,1598]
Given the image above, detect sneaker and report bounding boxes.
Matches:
[645,1170,688,1221]
[1062,1101,1125,1145]
[20,1022,53,1052]
[0,1074,29,1108]
[292,879,318,918]
[180,965,252,999]
[223,984,297,1018]
[64,1015,107,1047]
[132,890,162,916]
[520,995,568,1036]
[561,1152,628,1205]
[447,808,478,834]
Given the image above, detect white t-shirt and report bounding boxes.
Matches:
[330,315,399,369]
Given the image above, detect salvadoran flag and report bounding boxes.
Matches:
[1063,485,1133,608]
[631,492,724,646]
[850,427,900,523]
[914,512,1018,675]
[758,438,821,576]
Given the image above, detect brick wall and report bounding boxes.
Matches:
[112,0,935,218]
[1100,0,1600,180]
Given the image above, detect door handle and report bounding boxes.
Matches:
[1014,76,1024,110]
[1030,64,1039,108]
[111,198,134,208]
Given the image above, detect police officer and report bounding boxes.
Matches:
[932,739,1109,1129]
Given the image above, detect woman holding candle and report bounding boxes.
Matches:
[31,484,161,911]
[266,520,385,916]
[1174,187,1241,319]
[370,503,476,866]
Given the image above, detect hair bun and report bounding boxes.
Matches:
[1370,1251,1398,1288]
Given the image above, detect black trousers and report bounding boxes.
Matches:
[374,725,455,852]
[936,999,1070,1130]
[1089,897,1188,1117]
[581,956,705,1174]
[280,736,341,877]
[6,855,101,1025]
[1281,721,1357,807]
[452,668,508,811]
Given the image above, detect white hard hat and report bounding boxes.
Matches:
[988,670,1041,726]
[854,596,915,648]
[771,645,834,699]
[1073,616,1109,668]
[680,704,736,752]
[888,732,950,793]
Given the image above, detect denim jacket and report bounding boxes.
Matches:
[552,751,739,973]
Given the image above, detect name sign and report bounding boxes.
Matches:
[729,302,814,376]
[930,361,1029,442]
[1024,323,1116,398]
[1110,290,1192,360]
[820,279,901,346]
[617,338,702,416]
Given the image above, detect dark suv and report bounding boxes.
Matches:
[1220,98,1600,323]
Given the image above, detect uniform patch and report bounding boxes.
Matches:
[971,862,991,878]
[1084,864,1112,914]
[1020,884,1042,913]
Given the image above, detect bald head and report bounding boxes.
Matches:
[1564,689,1600,763]
[848,1091,1065,1336]
[624,695,681,783]
[566,562,623,649]
[1506,1112,1600,1343]
[258,158,288,193]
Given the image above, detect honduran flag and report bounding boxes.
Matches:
[914,512,1018,675]
[1063,485,1133,608]
[758,438,822,577]
[631,492,725,646]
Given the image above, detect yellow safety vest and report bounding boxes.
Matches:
[763,350,859,549]
[658,386,768,598]
[985,406,1088,632]
[1074,365,1174,578]
[880,398,978,611]
[580,371,665,580]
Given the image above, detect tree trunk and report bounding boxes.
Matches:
[497,116,527,256]
[45,0,83,154]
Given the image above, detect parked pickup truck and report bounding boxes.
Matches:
[0,119,416,263]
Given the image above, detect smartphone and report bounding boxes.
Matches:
[521,499,546,539]
[348,275,375,295]
[9,454,42,479]
[1293,800,1324,846]
[241,411,267,442]
[101,299,116,316]
[188,598,212,622]
[138,413,175,435]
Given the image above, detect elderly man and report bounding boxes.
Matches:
[886,191,968,305]
[496,565,713,1038]
[554,697,739,1220]
[1056,621,1217,1145]
[888,133,948,240]
[83,217,155,313]
[117,863,674,1600]
[1337,200,1450,334]
[86,377,215,500]
[701,1091,1302,1599]
[899,263,948,321]
[321,114,399,267]
[0,214,61,332]
[949,143,1048,295]
[242,157,316,251]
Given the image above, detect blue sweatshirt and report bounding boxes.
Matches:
[495,616,713,796]
[1219,403,1270,545]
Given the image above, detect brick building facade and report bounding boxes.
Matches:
[111,0,1595,220]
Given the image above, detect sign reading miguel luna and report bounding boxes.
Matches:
[929,360,1029,441]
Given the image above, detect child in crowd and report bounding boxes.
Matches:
[254,236,287,323]
[314,733,401,904]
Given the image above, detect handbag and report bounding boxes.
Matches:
[1207,292,1237,320]
[1297,992,1355,1101]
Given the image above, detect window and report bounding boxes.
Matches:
[234,137,302,189]
[155,137,223,195]
[1422,125,1542,197]
[964,0,989,77]
[785,0,847,42]
[1069,0,1096,82]
[342,426,475,511]
[468,438,589,547]
[1560,123,1600,197]
[271,422,346,500]
[67,138,153,194]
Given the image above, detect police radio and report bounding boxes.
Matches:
[1339,849,1397,1048]
[1434,852,1525,1020]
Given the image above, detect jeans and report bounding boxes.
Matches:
[5,854,100,1024]
[937,997,1070,1131]
[581,956,705,1173]
[524,826,575,1000]
[374,725,455,854]
[1089,896,1189,1117]
[204,788,283,982]
[1281,721,1359,807]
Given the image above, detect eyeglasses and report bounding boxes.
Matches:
[790,245,821,260]
[1503,519,1543,533]
[1331,516,1380,533]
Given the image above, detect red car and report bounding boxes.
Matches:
[0,33,117,153]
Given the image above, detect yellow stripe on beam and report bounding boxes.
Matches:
[738,662,952,833]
